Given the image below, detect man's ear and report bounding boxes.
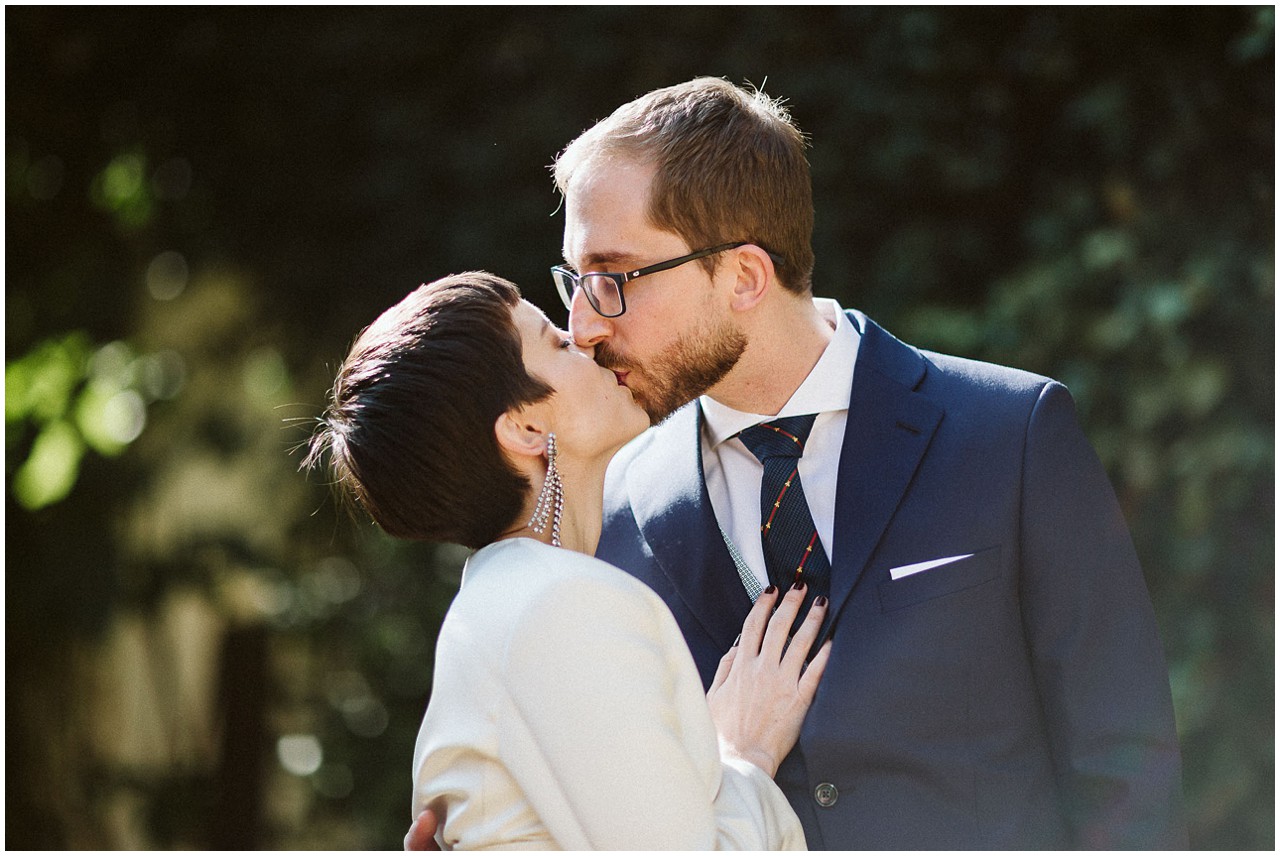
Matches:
[727,244,774,312]
[494,409,549,461]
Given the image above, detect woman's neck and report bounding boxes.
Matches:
[501,454,607,557]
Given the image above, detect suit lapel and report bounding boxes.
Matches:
[625,403,753,652]
[621,312,941,646]
[827,312,943,616]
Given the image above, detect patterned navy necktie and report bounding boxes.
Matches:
[736,414,832,603]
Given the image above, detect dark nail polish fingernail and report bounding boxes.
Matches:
[792,580,805,591]
[764,585,776,594]
[815,596,828,607]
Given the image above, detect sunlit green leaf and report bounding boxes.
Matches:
[5,333,92,425]
[96,153,146,209]
[12,420,84,510]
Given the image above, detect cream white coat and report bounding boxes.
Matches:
[412,538,805,850]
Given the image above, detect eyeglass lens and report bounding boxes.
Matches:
[580,275,623,316]
[554,270,624,317]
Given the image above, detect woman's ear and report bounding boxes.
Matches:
[727,244,773,312]
[494,409,549,462]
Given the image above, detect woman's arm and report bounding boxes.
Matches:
[500,570,817,850]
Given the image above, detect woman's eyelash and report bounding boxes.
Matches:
[558,338,573,349]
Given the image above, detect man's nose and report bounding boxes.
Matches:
[567,286,613,349]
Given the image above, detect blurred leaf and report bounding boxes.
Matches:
[5,333,92,426]
[13,420,84,510]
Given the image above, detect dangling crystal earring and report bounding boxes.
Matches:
[528,433,563,547]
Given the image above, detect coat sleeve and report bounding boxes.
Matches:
[499,570,805,850]
[1019,381,1188,848]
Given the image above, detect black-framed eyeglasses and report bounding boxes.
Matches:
[551,241,781,318]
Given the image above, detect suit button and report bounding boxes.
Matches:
[813,782,838,807]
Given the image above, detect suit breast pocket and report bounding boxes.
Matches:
[877,546,1001,613]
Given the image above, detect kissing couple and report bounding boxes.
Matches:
[309,78,1186,850]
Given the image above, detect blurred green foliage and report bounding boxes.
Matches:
[7,333,177,509]
[6,7,1272,849]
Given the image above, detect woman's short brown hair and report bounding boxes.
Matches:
[306,272,553,549]
[553,77,815,294]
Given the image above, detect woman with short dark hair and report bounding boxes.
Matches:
[308,272,829,850]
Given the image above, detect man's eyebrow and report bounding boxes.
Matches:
[575,250,643,270]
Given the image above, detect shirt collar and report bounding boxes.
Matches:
[700,298,860,448]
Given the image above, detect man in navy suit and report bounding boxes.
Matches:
[550,77,1185,849]
[407,77,1185,849]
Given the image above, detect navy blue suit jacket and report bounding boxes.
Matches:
[597,311,1187,849]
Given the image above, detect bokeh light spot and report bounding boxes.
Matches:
[137,350,187,400]
[342,698,389,739]
[102,153,145,207]
[101,390,147,445]
[243,347,289,402]
[276,734,323,777]
[146,251,189,301]
[89,340,135,385]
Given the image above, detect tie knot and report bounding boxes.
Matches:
[737,414,818,463]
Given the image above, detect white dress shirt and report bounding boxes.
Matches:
[700,298,860,592]
[412,538,806,850]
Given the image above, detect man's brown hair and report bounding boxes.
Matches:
[306,272,553,549]
[553,77,815,294]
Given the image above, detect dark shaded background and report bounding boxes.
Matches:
[6,7,1273,849]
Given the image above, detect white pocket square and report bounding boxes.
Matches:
[889,553,975,581]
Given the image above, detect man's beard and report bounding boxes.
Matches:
[596,319,747,424]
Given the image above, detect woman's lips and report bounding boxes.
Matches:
[613,371,629,387]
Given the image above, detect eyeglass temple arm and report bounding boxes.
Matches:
[623,242,785,280]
